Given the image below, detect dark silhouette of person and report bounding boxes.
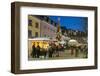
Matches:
[84,45,88,58]
[75,46,79,57]
[56,45,60,57]
[31,43,36,58]
[48,44,53,58]
[70,46,74,55]
[36,43,40,58]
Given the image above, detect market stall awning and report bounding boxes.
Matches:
[28,37,50,41]
[68,39,78,46]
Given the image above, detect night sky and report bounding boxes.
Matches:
[49,16,88,32]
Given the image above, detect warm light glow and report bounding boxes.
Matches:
[32,41,49,49]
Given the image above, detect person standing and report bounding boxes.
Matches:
[36,43,40,58]
[75,46,79,57]
[48,44,53,58]
[31,43,36,58]
[70,46,74,55]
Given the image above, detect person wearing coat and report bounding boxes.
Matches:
[48,44,53,58]
[31,43,36,58]
[36,43,40,58]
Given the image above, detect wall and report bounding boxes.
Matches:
[40,20,57,39]
[28,15,41,38]
[0,0,100,76]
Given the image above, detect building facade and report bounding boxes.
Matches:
[28,15,41,38]
[40,18,57,39]
[28,15,58,57]
[28,15,57,39]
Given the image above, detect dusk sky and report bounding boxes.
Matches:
[49,16,88,32]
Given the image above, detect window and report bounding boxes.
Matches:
[44,34,46,37]
[44,26,46,29]
[35,32,38,37]
[28,30,32,38]
[48,27,49,30]
[51,28,52,31]
[28,19,32,26]
[35,22,39,28]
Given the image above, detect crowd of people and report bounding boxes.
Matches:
[69,44,88,58]
[30,41,88,59]
[31,42,65,59]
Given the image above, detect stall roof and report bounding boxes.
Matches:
[28,37,50,41]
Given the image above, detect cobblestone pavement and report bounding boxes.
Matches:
[29,49,87,60]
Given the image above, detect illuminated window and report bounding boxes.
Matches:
[35,22,39,28]
[28,19,32,26]
[28,30,32,38]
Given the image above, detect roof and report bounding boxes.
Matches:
[28,37,50,41]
